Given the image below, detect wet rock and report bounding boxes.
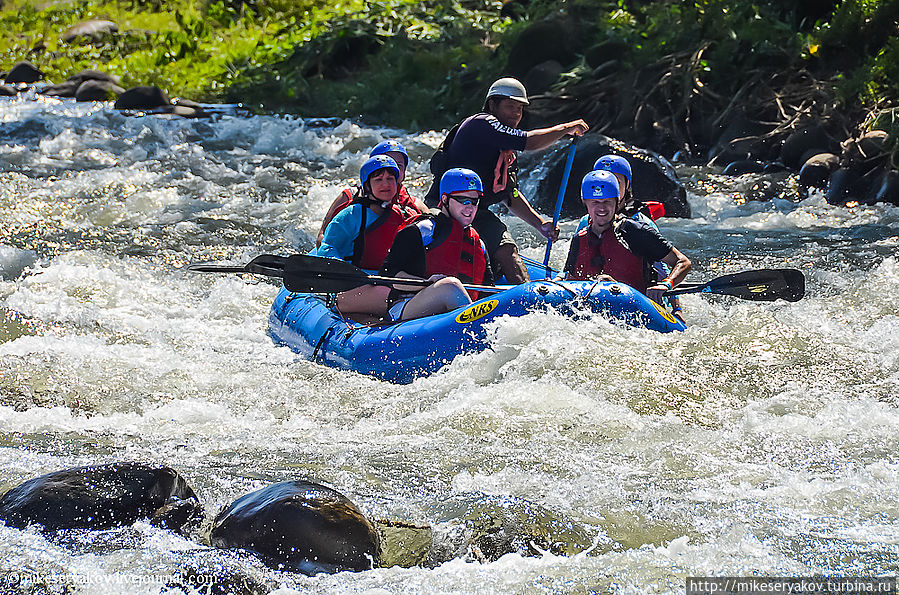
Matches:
[75,79,125,102]
[67,69,120,86]
[0,462,198,532]
[841,130,890,165]
[0,84,16,96]
[780,123,839,170]
[61,19,119,44]
[114,85,171,110]
[520,133,690,219]
[150,498,204,533]
[872,169,899,206]
[722,160,767,175]
[798,152,839,195]
[432,494,597,563]
[210,480,380,574]
[4,61,43,84]
[374,519,433,568]
[164,101,208,118]
[825,167,857,205]
[39,80,81,97]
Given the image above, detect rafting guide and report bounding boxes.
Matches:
[425,76,590,284]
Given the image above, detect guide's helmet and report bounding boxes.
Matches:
[485,77,529,105]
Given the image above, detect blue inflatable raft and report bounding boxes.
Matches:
[268,279,685,384]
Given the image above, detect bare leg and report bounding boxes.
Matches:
[494,243,529,284]
[336,284,391,316]
[400,277,471,320]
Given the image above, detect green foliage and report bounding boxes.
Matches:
[2,0,898,128]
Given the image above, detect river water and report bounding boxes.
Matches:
[0,91,897,594]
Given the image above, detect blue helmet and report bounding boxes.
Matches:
[593,154,632,183]
[440,167,483,196]
[360,155,400,187]
[370,140,408,167]
[581,170,620,201]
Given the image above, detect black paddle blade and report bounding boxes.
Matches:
[282,254,372,293]
[672,268,805,302]
[188,254,289,278]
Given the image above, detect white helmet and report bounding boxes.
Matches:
[485,77,529,105]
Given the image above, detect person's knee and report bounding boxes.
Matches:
[434,277,470,306]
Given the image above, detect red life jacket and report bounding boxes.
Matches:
[569,225,649,293]
[355,204,407,270]
[410,214,488,300]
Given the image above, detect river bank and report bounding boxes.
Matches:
[4,1,899,206]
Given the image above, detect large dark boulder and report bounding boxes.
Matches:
[0,462,199,531]
[519,133,690,219]
[75,79,125,102]
[825,167,858,205]
[114,85,171,110]
[780,123,839,170]
[211,480,380,574]
[4,61,43,84]
[61,19,119,44]
[798,152,839,196]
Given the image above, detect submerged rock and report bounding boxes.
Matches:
[211,480,380,574]
[431,494,599,563]
[0,462,199,532]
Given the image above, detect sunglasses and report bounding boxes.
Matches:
[449,194,480,206]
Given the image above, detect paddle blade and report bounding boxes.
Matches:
[282,254,371,293]
[188,254,288,278]
[671,268,805,302]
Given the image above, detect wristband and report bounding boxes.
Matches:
[659,279,674,291]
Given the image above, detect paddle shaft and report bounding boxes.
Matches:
[333,273,501,294]
[542,137,579,274]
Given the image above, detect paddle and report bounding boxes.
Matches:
[189,253,502,295]
[542,136,580,277]
[664,268,805,302]
[187,254,289,276]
